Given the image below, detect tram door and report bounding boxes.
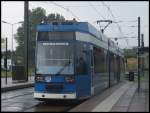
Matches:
[76,43,91,98]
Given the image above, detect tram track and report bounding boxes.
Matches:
[2,92,33,101]
[2,87,34,100]
[25,100,84,112]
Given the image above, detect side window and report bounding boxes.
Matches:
[93,47,106,73]
[110,52,114,73]
[38,32,49,41]
[121,58,125,73]
[76,42,87,75]
[114,55,117,73]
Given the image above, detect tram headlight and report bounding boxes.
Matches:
[65,76,75,83]
[35,76,45,82]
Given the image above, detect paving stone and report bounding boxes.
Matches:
[114,98,131,107]
[111,106,128,112]
[2,106,24,112]
[128,105,146,112]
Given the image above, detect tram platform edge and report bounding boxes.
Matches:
[1,83,34,92]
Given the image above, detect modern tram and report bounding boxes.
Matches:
[34,21,125,100]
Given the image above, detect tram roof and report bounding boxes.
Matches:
[37,22,103,39]
[37,22,124,57]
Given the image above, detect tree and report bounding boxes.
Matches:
[46,13,65,22]
[1,37,6,59]
[1,38,5,43]
[1,37,12,59]
[124,48,137,58]
[15,7,46,66]
[15,7,65,67]
[2,50,12,59]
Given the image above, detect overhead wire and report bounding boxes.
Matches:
[101,1,131,48]
[118,20,138,23]
[89,2,126,48]
[39,1,134,48]
[45,1,80,21]
[88,2,106,20]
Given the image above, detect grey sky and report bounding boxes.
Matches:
[1,1,149,50]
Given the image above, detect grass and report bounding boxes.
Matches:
[126,58,137,71]
[134,71,149,83]
[1,71,12,77]
[140,71,149,82]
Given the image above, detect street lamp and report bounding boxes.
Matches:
[2,20,23,72]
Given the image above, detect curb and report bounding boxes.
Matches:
[1,83,34,92]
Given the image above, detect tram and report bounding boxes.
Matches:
[34,21,125,100]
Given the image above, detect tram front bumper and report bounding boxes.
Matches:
[34,92,76,99]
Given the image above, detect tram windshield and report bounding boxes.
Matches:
[36,42,74,75]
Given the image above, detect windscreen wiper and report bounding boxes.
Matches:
[55,60,71,75]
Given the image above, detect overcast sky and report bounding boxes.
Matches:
[1,1,149,50]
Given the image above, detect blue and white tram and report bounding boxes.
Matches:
[34,21,125,100]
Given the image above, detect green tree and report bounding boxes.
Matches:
[1,37,12,59]
[2,50,12,59]
[46,13,65,22]
[124,48,137,58]
[1,37,5,59]
[15,7,46,65]
[15,7,65,67]
[1,38,5,43]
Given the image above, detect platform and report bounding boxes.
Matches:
[1,76,34,92]
[69,79,149,112]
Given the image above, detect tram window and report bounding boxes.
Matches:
[38,32,74,41]
[38,32,49,40]
[36,42,74,74]
[76,43,87,75]
[93,47,106,73]
[117,56,121,74]
[114,55,117,73]
[121,58,125,73]
[109,52,115,73]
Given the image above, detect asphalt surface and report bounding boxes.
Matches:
[1,87,81,112]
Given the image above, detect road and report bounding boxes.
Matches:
[1,87,82,112]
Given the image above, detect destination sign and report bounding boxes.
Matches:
[43,42,69,46]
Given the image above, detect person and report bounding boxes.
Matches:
[77,57,86,75]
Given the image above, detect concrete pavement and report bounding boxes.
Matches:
[69,79,149,112]
[69,81,127,112]
[111,82,137,112]
[92,82,134,112]
[111,72,149,112]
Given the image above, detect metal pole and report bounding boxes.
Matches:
[5,38,8,85]
[138,17,140,92]
[11,24,13,78]
[108,39,111,88]
[141,34,144,76]
[24,1,29,81]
